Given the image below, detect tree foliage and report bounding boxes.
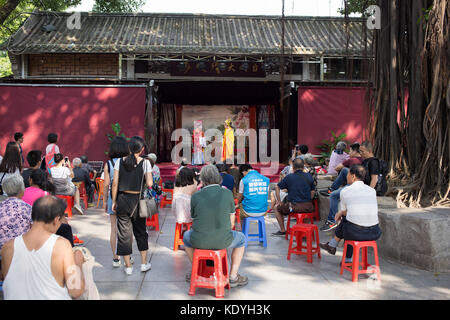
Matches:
[338,0,377,16]
[0,0,146,78]
[92,0,145,13]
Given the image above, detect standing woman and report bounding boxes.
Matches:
[102,136,129,267]
[112,136,153,275]
[0,142,23,196]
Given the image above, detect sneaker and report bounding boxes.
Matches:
[73,204,84,215]
[112,259,121,268]
[229,274,248,288]
[320,221,338,232]
[319,187,333,197]
[140,262,152,272]
[319,242,337,255]
[124,267,133,275]
[271,230,286,237]
[73,235,84,245]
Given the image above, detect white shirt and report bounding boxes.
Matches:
[340,181,379,227]
[114,158,152,173]
[50,166,72,181]
[46,144,60,155]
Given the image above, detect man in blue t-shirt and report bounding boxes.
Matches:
[272,158,315,236]
[236,164,270,227]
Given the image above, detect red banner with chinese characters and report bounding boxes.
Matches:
[170,61,265,77]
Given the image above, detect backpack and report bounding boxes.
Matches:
[45,144,57,174]
[365,158,388,196]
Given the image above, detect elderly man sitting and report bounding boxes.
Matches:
[183,165,248,288]
[319,165,382,264]
[72,157,95,206]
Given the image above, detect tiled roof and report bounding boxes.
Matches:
[1,11,372,56]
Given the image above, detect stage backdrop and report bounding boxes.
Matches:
[0,85,145,161]
[182,105,250,133]
[297,87,368,155]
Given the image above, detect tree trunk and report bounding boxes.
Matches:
[0,0,22,26]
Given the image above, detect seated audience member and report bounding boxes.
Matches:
[50,154,84,215]
[22,150,43,188]
[147,153,161,205]
[0,175,32,251]
[228,161,242,197]
[80,155,97,180]
[269,157,295,212]
[217,163,235,192]
[319,165,382,264]
[320,141,381,232]
[303,154,319,198]
[22,169,73,246]
[72,157,95,206]
[327,142,350,175]
[172,168,197,225]
[321,143,363,196]
[183,165,248,288]
[359,141,381,189]
[14,132,24,165]
[46,133,60,155]
[1,196,86,300]
[23,169,53,205]
[0,142,23,196]
[272,158,315,236]
[236,164,270,225]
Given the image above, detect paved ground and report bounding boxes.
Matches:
[61,203,450,300]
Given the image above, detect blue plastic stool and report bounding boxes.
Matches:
[0,281,3,292]
[242,215,267,248]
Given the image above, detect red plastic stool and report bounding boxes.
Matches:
[146,213,160,231]
[233,199,241,230]
[189,249,230,298]
[312,198,320,221]
[173,222,192,251]
[287,223,321,263]
[285,212,314,239]
[340,240,381,282]
[56,195,74,218]
[160,188,173,208]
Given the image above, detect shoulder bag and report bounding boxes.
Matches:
[131,160,158,219]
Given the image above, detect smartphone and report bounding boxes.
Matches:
[64,156,69,162]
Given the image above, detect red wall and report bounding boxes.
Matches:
[297,87,368,154]
[0,85,146,162]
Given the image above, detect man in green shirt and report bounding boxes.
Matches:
[183,165,248,288]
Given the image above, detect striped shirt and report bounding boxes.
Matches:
[340,181,379,227]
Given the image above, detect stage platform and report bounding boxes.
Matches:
[158,162,283,183]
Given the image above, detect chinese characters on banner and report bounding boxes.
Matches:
[171,61,265,77]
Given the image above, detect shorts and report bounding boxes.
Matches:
[271,190,288,202]
[183,230,246,249]
[277,201,314,215]
[239,204,267,219]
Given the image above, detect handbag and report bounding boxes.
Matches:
[131,160,158,219]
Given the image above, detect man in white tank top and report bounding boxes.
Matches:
[1,195,86,300]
